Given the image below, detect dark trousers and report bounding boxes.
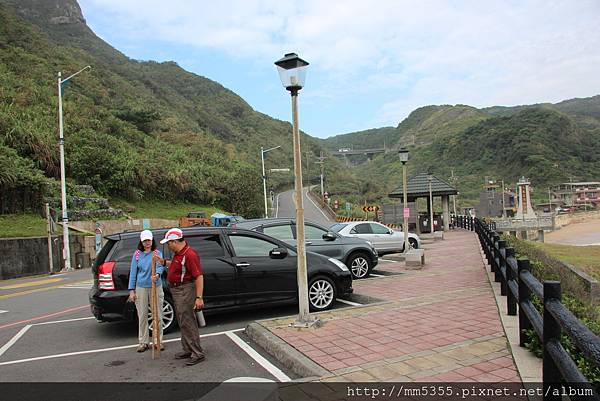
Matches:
[170,282,203,358]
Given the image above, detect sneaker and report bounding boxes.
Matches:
[185,354,205,366]
[174,351,191,360]
[136,344,149,353]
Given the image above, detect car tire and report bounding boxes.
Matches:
[346,252,372,279]
[408,238,418,250]
[148,295,178,334]
[308,275,337,312]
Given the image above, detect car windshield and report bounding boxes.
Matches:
[329,223,347,233]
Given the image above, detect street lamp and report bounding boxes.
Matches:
[57,65,91,272]
[428,173,434,234]
[398,148,410,253]
[274,52,315,327]
[261,145,281,218]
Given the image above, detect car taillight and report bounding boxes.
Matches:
[98,261,116,290]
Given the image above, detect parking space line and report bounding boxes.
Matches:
[0,328,245,366]
[379,258,401,263]
[225,331,290,382]
[0,305,89,330]
[337,299,363,307]
[370,273,384,277]
[0,280,91,300]
[0,310,8,314]
[0,325,31,358]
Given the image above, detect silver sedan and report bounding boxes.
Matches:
[330,221,421,255]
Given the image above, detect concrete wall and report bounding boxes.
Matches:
[0,235,90,280]
[70,218,178,237]
[554,210,600,228]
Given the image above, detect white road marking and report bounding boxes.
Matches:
[336,298,363,307]
[304,189,331,221]
[0,328,244,366]
[0,325,31,358]
[225,331,291,382]
[32,317,95,326]
[379,258,401,263]
[370,273,384,278]
[0,310,8,314]
[275,193,280,218]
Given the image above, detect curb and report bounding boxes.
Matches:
[245,322,330,379]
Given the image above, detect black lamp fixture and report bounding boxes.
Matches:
[274,53,309,93]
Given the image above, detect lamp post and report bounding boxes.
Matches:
[398,148,410,253]
[428,173,434,234]
[275,52,315,327]
[57,65,91,272]
[261,145,281,218]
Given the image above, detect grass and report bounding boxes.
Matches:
[109,199,227,220]
[0,214,53,238]
[531,242,600,281]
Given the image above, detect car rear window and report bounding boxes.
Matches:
[108,237,139,264]
[329,223,347,232]
[263,224,294,240]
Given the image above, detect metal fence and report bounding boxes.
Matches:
[460,215,600,400]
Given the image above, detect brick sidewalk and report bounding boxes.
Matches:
[258,230,521,382]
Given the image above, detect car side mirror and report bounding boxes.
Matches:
[389,230,394,235]
[269,247,288,259]
[322,232,336,241]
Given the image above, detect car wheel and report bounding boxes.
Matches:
[148,296,177,334]
[346,252,371,279]
[409,238,418,250]
[308,275,336,312]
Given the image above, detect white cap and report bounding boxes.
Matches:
[140,230,153,242]
[160,228,184,244]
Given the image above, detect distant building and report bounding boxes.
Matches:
[474,181,516,218]
[551,182,600,210]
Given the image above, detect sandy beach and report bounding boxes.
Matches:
[546,216,600,246]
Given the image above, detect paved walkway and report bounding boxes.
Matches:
[256,230,526,382]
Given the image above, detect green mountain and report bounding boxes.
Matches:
[323,99,600,207]
[0,0,342,217]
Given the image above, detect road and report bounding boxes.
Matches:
[0,269,351,383]
[275,187,334,227]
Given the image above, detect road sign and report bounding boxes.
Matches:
[404,207,410,218]
[345,202,351,211]
[362,205,379,213]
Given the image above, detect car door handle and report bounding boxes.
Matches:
[305,241,312,245]
[235,263,250,268]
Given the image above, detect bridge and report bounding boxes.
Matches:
[331,147,387,165]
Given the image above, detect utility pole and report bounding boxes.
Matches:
[450,170,457,216]
[315,151,327,203]
[501,179,506,218]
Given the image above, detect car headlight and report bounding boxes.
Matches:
[328,258,349,272]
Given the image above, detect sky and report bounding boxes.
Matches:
[78,0,600,139]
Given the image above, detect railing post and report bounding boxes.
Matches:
[498,240,507,296]
[518,259,532,346]
[493,234,501,282]
[470,216,474,231]
[543,281,562,401]
[505,247,517,315]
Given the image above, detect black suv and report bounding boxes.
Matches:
[232,218,379,279]
[89,227,353,332]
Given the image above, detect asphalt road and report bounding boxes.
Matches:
[0,269,355,383]
[275,187,334,227]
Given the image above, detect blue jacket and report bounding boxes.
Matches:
[128,249,164,289]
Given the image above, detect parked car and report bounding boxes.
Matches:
[330,221,421,255]
[89,227,353,332]
[233,218,379,279]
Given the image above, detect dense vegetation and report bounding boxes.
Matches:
[322,99,600,209]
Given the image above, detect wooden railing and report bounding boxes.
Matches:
[457,215,599,400]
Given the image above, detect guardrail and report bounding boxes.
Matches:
[456,215,599,400]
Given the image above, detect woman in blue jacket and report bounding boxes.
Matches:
[128,230,165,352]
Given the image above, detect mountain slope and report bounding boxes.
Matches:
[0,0,345,217]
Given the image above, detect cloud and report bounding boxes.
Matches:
[80,0,600,134]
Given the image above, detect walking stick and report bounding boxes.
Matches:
[151,258,161,359]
